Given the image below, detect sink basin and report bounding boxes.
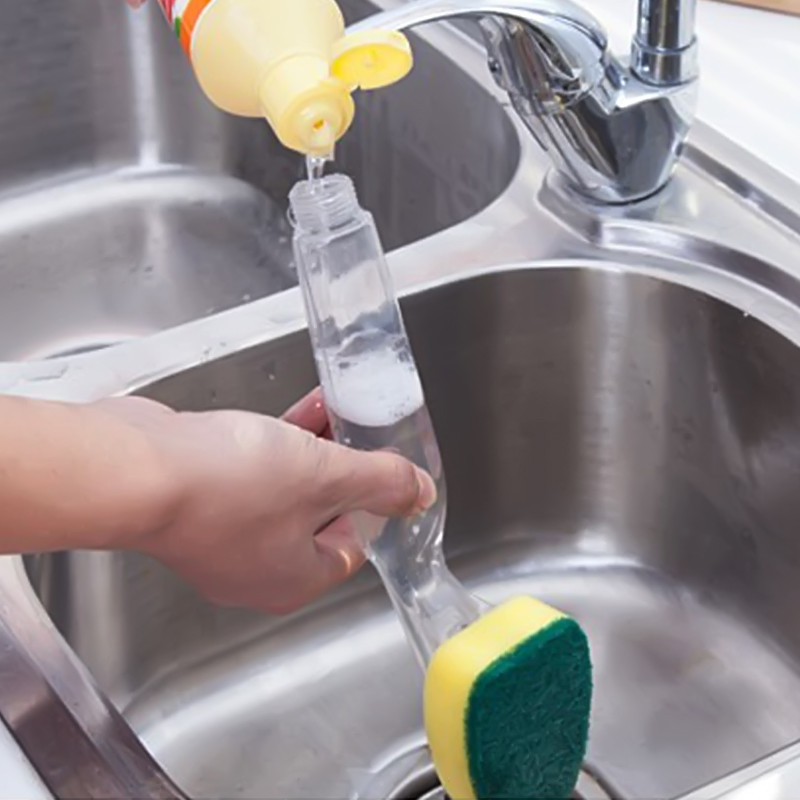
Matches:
[0,0,517,362]
[26,264,800,799]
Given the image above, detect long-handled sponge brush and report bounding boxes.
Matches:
[342,445,592,800]
[312,348,592,800]
[289,172,592,799]
[334,445,593,798]
[362,545,592,800]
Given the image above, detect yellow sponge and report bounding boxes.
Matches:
[424,596,592,799]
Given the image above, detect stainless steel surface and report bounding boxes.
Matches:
[0,0,517,363]
[349,0,698,202]
[675,742,800,800]
[1,1,800,799]
[0,556,186,800]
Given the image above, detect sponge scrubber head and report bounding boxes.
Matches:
[424,596,592,800]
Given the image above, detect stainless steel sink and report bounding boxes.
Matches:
[3,1,800,799]
[22,260,800,800]
[0,0,517,362]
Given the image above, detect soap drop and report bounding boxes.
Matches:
[306,147,335,182]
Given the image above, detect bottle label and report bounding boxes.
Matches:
[155,0,215,57]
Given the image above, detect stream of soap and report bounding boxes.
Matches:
[306,151,334,181]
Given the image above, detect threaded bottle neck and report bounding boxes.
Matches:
[289,174,361,233]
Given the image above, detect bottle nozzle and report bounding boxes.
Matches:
[293,101,343,156]
[258,57,355,157]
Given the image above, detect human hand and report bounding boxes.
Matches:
[95,390,435,615]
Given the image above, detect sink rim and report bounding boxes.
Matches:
[2,115,800,404]
[6,247,800,404]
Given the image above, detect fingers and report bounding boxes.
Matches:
[290,448,437,609]
[282,387,329,436]
[145,406,437,618]
[317,439,437,519]
[313,516,367,584]
[351,451,437,517]
[256,517,365,615]
[276,439,437,611]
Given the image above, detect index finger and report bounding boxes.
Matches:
[282,388,329,436]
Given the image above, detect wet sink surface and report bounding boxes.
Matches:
[27,265,800,799]
[0,0,517,361]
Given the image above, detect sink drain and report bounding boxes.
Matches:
[362,742,616,800]
[390,764,614,800]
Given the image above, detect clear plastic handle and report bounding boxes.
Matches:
[289,174,481,666]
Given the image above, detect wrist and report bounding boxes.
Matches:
[78,398,188,553]
[0,395,187,556]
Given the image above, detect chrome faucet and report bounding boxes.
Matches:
[348,0,698,204]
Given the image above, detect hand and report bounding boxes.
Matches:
[95,390,436,615]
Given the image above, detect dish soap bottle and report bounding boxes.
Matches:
[152,0,414,155]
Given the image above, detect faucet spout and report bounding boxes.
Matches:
[632,0,699,85]
[349,0,698,204]
[348,0,607,48]
[347,0,610,112]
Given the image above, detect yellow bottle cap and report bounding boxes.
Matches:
[331,30,413,91]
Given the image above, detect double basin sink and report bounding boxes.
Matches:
[3,1,800,798]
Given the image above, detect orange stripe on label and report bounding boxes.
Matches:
[178,0,215,58]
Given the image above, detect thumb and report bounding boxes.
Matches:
[319,440,438,519]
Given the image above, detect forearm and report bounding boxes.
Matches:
[0,396,178,554]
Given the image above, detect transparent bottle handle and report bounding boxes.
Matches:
[349,506,484,669]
